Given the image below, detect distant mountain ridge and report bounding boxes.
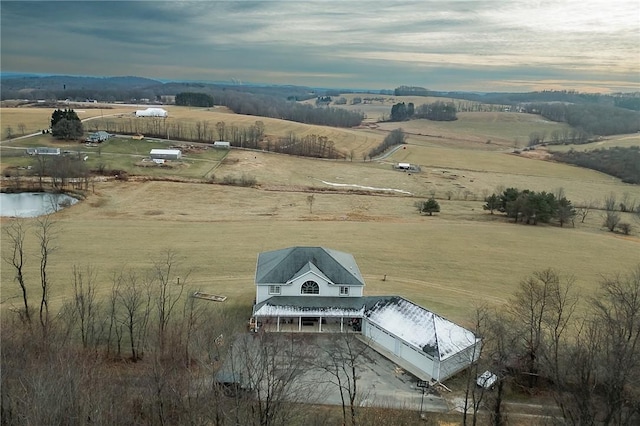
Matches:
[0,74,162,91]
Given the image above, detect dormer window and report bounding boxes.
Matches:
[301,281,319,294]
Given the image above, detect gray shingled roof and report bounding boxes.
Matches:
[255,247,365,286]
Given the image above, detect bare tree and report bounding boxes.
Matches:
[590,266,640,425]
[117,270,152,361]
[314,333,370,426]
[216,121,226,141]
[462,306,489,426]
[2,219,31,325]
[153,249,188,351]
[223,332,313,426]
[576,199,594,224]
[483,310,519,426]
[71,265,100,348]
[35,215,57,335]
[603,193,621,232]
[306,194,315,214]
[18,122,26,136]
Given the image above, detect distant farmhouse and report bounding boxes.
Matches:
[86,131,112,143]
[252,246,480,383]
[135,107,168,118]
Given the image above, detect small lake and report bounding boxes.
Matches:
[0,192,79,218]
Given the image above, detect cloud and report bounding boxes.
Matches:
[1,1,638,92]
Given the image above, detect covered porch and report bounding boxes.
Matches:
[252,296,366,333]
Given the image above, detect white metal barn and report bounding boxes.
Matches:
[362,297,480,382]
[150,149,182,160]
[135,107,168,117]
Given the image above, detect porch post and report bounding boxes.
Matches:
[277,316,280,332]
[319,316,323,332]
[298,316,302,331]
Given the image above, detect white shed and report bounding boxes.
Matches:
[150,149,181,160]
[136,108,168,117]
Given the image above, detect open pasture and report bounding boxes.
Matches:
[1,180,638,326]
[312,93,493,122]
[377,112,572,147]
[385,143,640,204]
[548,133,640,152]
[0,105,140,138]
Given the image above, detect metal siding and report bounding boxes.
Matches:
[399,341,436,380]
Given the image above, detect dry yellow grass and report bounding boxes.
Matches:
[1,179,638,326]
[88,105,384,159]
[0,105,141,137]
[2,105,639,327]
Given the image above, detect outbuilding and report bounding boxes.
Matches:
[135,108,168,118]
[150,149,181,160]
[26,147,60,156]
[86,131,111,143]
[213,141,231,149]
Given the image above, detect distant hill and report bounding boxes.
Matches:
[0,75,162,91]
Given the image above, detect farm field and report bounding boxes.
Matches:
[1,104,639,328]
[547,133,640,152]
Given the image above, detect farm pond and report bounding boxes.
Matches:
[0,192,79,218]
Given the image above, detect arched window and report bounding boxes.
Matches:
[301,281,319,295]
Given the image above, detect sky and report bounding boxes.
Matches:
[1,0,639,93]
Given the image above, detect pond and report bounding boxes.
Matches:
[0,192,79,218]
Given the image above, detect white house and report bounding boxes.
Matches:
[135,107,168,117]
[150,149,181,160]
[252,246,481,382]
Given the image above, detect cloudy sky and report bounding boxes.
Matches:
[1,1,638,92]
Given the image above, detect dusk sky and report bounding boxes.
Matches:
[1,1,639,93]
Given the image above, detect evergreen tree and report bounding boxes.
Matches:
[50,109,83,140]
[419,198,440,216]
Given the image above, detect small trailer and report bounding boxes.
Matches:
[192,291,227,302]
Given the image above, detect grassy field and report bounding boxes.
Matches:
[547,133,640,152]
[0,104,140,138]
[1,104,639,328]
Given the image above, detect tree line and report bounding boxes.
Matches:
[389,101,457,122]
[368,128,406,158]
[522,103,640,136]
[211,89,364,128]
[553,146,640,184]
[175,92,215,107]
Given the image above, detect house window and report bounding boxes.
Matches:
[301,281,319,294]
[269,285,281,295]
[340,286,349,296]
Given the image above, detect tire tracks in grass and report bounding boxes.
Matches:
[366,275,508,304]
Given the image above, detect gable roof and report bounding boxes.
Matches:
[255,247,365,286]
[365,297,477,361]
